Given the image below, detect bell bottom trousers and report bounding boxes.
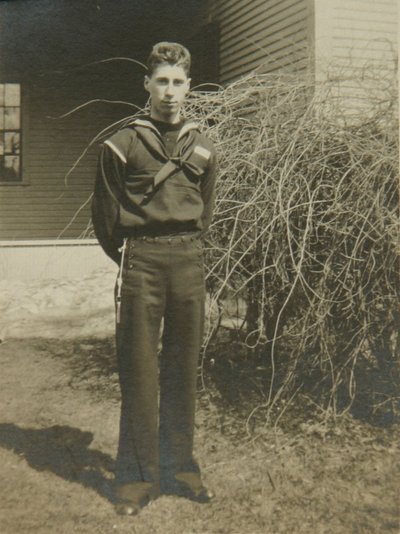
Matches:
[114,236,206,491]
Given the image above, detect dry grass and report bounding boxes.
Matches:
[1,336,399,533]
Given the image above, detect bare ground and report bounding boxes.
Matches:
[0,270,399,533]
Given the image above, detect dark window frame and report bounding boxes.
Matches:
[0,82,29,186]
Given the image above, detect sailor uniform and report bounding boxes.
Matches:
[91,116,217,500]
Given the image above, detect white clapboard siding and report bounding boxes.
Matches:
[314,0,399,113]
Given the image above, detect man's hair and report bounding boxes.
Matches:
[147,42,191,76]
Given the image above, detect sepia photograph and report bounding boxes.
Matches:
[0,1,398,532]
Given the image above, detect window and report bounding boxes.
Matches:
[0,83,21,182]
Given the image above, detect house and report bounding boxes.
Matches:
[0,0,397,279]
[209,0,398,116]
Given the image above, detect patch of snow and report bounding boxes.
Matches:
[0,268,117,339]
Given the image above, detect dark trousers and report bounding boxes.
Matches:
[114,234,205,492]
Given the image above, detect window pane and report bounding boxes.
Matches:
[0,112,3,130]
[4,155,19,172]
[0,85,4,106]
[5,132,20,154]
[5,84,20,106]
[1,155,20,181]
[0,135,4,155]
[4,107,20,129]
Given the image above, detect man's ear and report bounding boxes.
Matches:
[144,75,150,92]
[186,78,191,93]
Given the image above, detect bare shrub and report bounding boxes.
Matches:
[183,68,399,421]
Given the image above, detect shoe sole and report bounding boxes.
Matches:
[115,503,140,516]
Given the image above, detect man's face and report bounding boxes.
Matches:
[144,63,190,123]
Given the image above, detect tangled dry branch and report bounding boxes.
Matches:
[183,68,399,419]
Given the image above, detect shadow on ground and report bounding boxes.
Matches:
[32,334,400,429]
[202,332,400,429]
[349,352,400,427]
[0,423,115,502]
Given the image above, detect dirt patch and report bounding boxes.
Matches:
[0,274,399,533]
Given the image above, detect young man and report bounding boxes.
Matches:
[91,42,217,515]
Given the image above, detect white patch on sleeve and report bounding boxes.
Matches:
[104,140,127,164]
[193,145,211,160]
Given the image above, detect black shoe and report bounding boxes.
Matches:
[114,481,159,516]
[163,473,215,503]
[115,501,142,516]
[184,485,215,503]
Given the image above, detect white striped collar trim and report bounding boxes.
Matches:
[177,121,199,140]
[104,139,127,164]
[131,118,158,132]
